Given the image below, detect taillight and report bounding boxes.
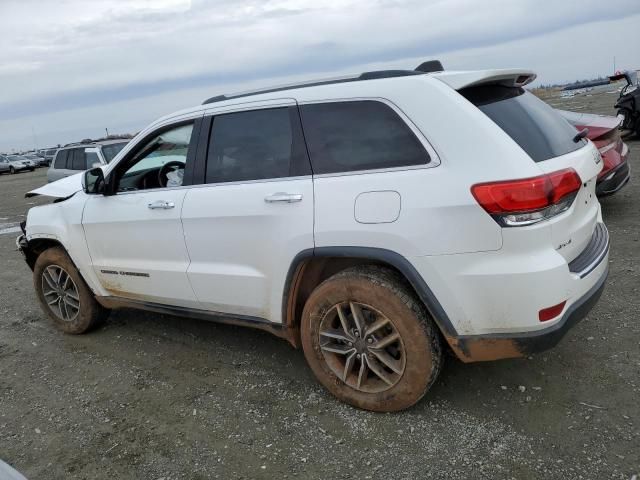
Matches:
[471,168,582,227]
[596,140,623,178]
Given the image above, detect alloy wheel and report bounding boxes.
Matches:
[318,301,406,393]
[41,265,80,322]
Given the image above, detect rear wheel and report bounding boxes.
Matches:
[33,247,109,334]
[301,266,443,412]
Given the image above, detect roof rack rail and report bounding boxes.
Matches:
[202,68,429,105]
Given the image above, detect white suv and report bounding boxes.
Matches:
[18,64,609,411]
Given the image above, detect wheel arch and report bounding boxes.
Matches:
[22,237,69,271]
[282,247,457,348]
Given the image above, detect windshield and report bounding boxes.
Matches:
[101,142,128,163]
[460,85,586,162]
[7,155,24,161]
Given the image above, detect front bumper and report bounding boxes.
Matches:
[16,226,37,271]
[597,154,630,197]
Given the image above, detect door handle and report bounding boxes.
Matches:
[148,200,175,210]
[264,193,303,203]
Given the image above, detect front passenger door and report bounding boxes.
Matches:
[82,120,202,308]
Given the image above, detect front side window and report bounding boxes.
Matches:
[85,152,100,169]
[205,107,308,184]
[102,142,128,163]
[300,100,430,174]
[115,123,194,192]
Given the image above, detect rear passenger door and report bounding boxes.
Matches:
[299,100,435,255]
[182,101,314,322]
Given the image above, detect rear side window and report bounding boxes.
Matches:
[300,100,429,174]
[205,107,309,184]
[459,86,586,162]
[54,150,68,169]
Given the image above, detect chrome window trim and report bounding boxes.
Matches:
[111,174,313,196]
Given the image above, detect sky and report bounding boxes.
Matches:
[0,0,639,152]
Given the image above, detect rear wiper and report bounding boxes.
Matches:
[573,128,589,143]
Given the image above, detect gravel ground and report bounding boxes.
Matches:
[0,89,638,479]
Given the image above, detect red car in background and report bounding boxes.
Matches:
[557,109,630,197]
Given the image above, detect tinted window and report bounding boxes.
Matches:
[206,107,309,184]
[71,149,86,170]
[459,86,586,162]
[300,101,429,174]
[54,150,68,169]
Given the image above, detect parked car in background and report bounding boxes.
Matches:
[5,155,35,173]
[23,153,47,167]
[557,109,630,196]
[47,139,129,183]
[0,155,11,174]
[43,148,58,166]
[20,64,609,412]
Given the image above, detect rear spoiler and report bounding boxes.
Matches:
[431,69,537,90]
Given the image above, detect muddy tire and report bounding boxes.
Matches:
[33,247,109,334]
[301,266,443,412]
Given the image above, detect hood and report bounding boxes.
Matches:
[26,172,84,198]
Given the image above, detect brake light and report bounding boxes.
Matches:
[471,168,582,227]
[539,301,566,322]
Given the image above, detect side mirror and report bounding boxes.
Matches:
[83,167,105,194]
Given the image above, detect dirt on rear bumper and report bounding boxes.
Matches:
[445,266,608,362]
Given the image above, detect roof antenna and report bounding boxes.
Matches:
[415,60,444,73]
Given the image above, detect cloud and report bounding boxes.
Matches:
[0,0,639,150]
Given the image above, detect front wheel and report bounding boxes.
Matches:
[9,166,15,174]
[33,247,109,334]
[301,266,443,412]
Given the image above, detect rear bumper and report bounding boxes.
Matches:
[411,219,610,362]
[597,154,630,197]
[445,264,607,362]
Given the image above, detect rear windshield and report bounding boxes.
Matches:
[459,85,585,162]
